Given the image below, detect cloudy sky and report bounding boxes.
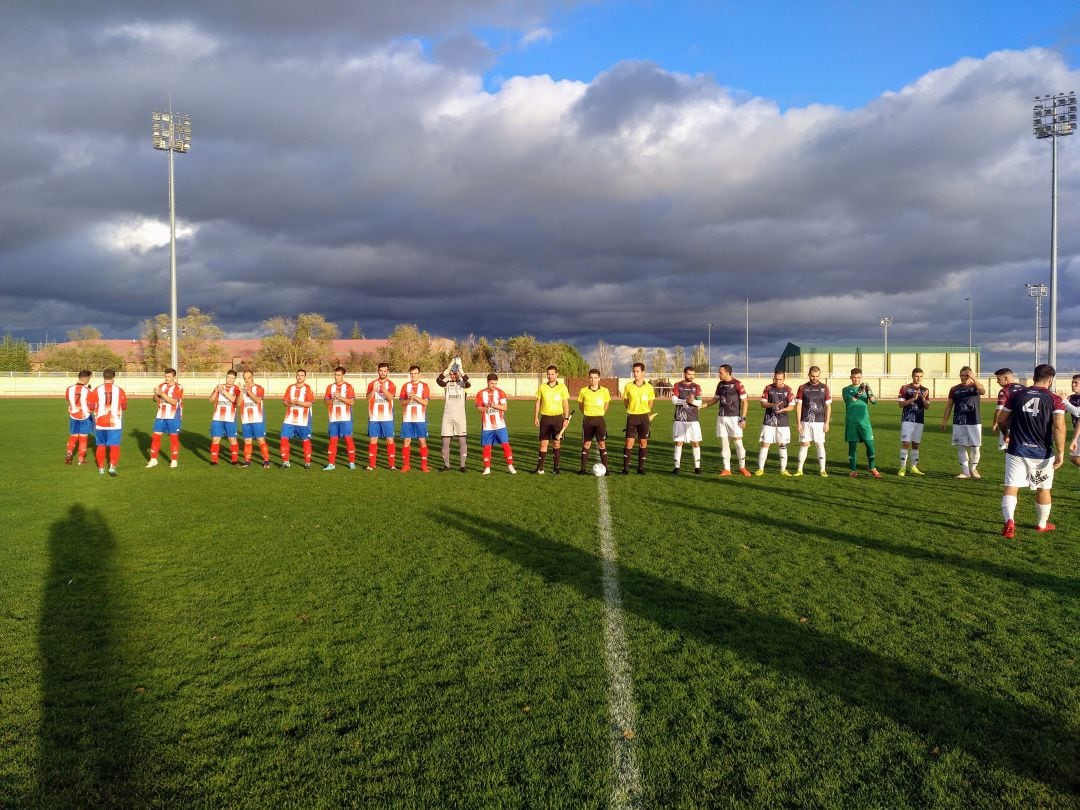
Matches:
[2,0,1080,371]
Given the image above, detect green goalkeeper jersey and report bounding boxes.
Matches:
[842,384,873,424]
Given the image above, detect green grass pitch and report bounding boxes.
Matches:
[1,397,1078,806]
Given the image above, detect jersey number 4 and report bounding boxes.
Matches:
[1022,398,1040,416]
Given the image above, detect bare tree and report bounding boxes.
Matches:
[690,342,709,373]
[595,339,613,376]
[672,345,685,374]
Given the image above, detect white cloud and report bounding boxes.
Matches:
[520,27,553,48]
[102,20,220,58]
[93,218,197,254]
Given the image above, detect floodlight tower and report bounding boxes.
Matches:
[879,317,892,376]
[1026,283,1048,367]
[152,105,191,371]
[1033,92,1076,368]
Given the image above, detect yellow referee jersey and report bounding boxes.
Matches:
[536,381,570,416]
[577,385,611,417]
[623,381,655,415]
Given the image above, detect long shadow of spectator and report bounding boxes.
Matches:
[444,510,1080,796]
[37,505,142,805]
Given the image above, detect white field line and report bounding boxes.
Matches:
[596,475,643,808]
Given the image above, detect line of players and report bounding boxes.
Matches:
[63,360,1080,520]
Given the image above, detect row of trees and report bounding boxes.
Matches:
[628,343,710,379]
[18,311,590,375]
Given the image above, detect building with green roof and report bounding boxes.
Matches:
[776,342,980,377]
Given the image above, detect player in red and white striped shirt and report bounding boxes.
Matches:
[87,368,127,476]
[208,369,241,465]
[399,365,431,472]
[64,369,93,465]
[475,373,517,475]
[281,369,315,468]
[239,369,271,468]
[147,368,184,468]
[366,362,397,470]
[323,366,356,470]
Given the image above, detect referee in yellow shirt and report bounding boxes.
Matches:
[577,368,612,473]
[622,361,656,474]
[533,365,571,474]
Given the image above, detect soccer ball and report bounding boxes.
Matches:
[592,463,607,477]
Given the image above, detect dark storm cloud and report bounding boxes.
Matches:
[0,4,1078,371]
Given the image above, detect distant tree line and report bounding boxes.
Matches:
[26,311,589,375]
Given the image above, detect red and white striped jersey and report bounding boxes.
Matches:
[89,383,127,429]
[155,383,183,419]
[476,388,508,431]
[283,384,314,426]
[325,382,355,423]
[400,381,430,423]
[66,383,92,419]
[367,379,396,422]
[211,384,240,422]
[240,384,265,424]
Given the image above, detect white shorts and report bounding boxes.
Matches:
[951,425,982,447]
[900,422,925,444]
[1004,454,1055,490]
[673,421,703,443]
[759,426,791,445]
[799,422,825,444]
[717,415,743,439]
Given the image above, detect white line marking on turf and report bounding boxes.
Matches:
[597,474,643,808]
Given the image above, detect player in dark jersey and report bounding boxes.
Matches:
[997,364,1066,538]
[671,366,703,474]
[991,368,1026,452]
[940,365,986,479]
[755,370,795,475]
[702,364,751,476]
[794,366,831,476]
[897,367,930,476]
[1069,374,1080,467]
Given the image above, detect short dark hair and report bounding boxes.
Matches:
[103,368,116,380]
[409,365,420,373]
[1033,363,1055,383]
[334,366,346,374]
[547,365,558,373]
[378,362,389,371]
[487,372,499,381]
[164,367,177,375]
[296,368,307,375]
[1073,374,1080,382]
[684,365,694,373]
[911,367,923,375]
[632,362,645,372]
[719,364,733,374]
[226,369,237,378]
[994,368,1013,377]
[850,367,862,375]
[588,368,600,376]
[78,370,91,380]
[959,366,973,374]
[808,366,820,374]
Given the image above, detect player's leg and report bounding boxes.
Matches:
[756,437,770,474]
[622,433,634,474]
[386,436,396,469]
[673,440,684,472]
[797,439,809,474]
[417,437,428,472]
[864,435,877,473]
[65,429,78,462]
[637,437,648,473]
[481,434,493,472]
[401,437,412,471]
[368,437,378,469]
[169,428,180,465]
[956,446,970,478]
[228,437,239,464]
[327,436,339,468]
[691,441,701,473]
[77,433,89,463]
[552,434,562,474]
[210,436,222,464]
[778,438,789,474]
[899,440,909,472]
[441,435,452,469]
[535,435,550,474]
[969,445,981,478]
[848,440,858,472]
[580,439,592,473]
[457,434,467,470]
[909,441,921,473]
[1034,487,1054,530]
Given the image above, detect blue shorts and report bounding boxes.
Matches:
[328,420,353,438]
[368,420,395,439]
[95,428,122,447]
[481,427,509,446]
[241,422,267,440]
[153,417,182,434]
[400,422,428,440]
[281,423,312,441]
[210,420,237,439]
[69,417,93,435]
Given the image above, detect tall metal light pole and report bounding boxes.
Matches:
[879,317,892,376]
[1026,283,1048,367]
[744,299,750,375]
[1033,92,1076,368]
[152,105,191,371]
[707,322,712,374]
[964,297,972,369]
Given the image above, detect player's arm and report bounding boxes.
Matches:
[973,379,986,396]
[474,393,485,413]
[794,390,803,424]
[494,394,508,414]
[533,389,542,427]
[247,385,264,406]
[1053,411,1066,468]
[738,394,748,423]
[562,385,570,420]
[759,389,771,410]
[940,394,953,429]
[1062,399,1080,420]
[341,385,356,407]
[157,386,180,406]
[119,390,128,411]
[1070,417,1080,455]
[996,406,1010,436]
[824,395,832,431]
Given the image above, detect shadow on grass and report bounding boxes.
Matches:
[37,505,144,805]
[446,509,1080,796]
[654,497,1080,600]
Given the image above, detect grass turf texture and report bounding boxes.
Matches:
[0,397,1077,806]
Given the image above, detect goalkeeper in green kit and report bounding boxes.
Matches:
[842,368,882,478]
